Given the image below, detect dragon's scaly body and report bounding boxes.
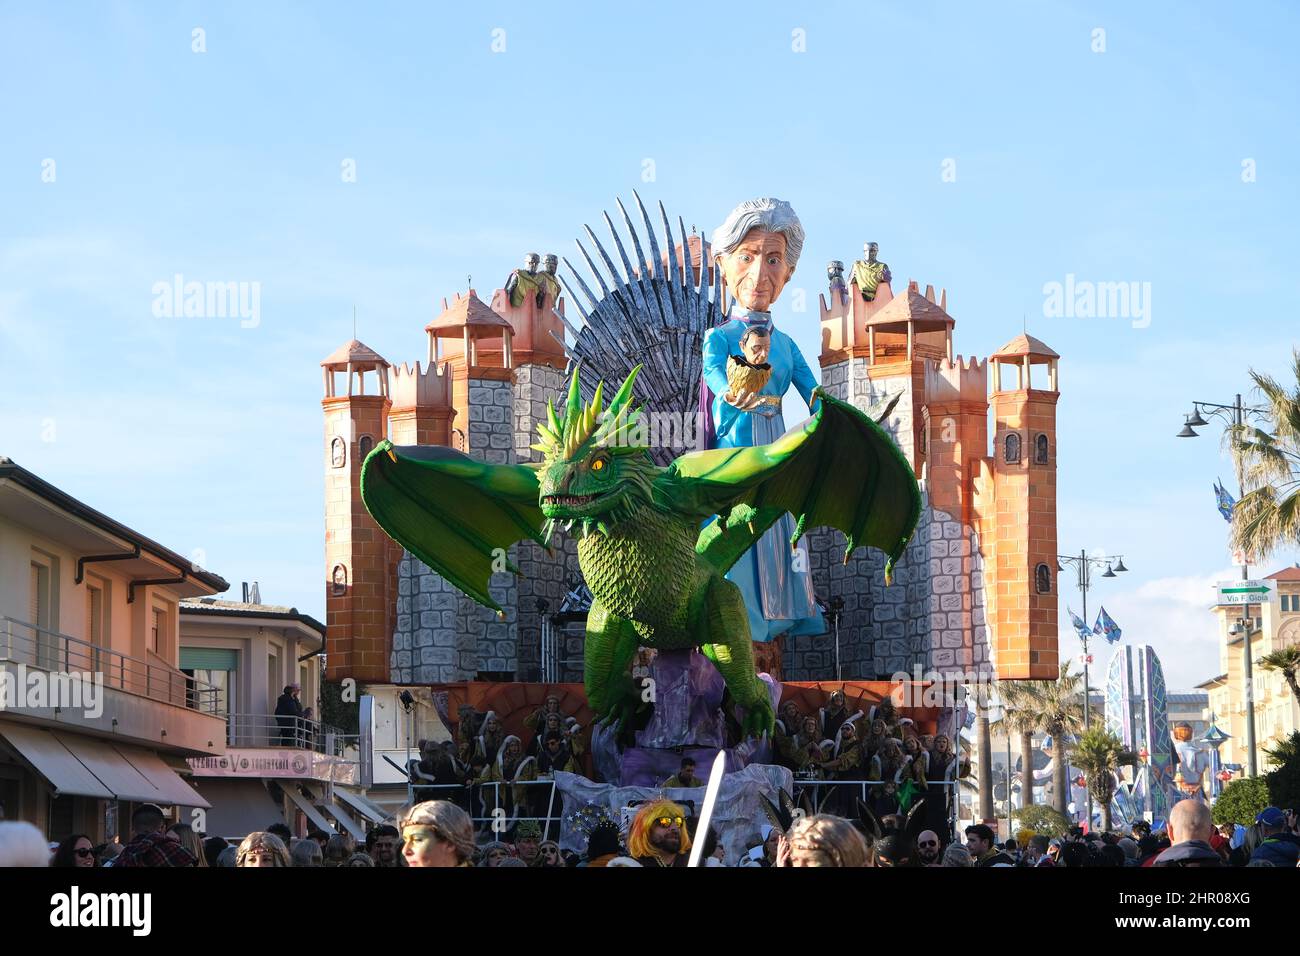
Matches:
[360,365,922,739]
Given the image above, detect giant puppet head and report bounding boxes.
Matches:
[711,198,805,312]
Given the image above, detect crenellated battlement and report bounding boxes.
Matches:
[390,359,453,411]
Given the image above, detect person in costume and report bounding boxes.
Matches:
[399,800,475,868]
[923,733,957,840]
[818,717,864,817]
[819,689,861,746]
[700,197,824,643]
[628,799,693,868]
[776,700,804,737]
[786,814,868,867]
[869,738,906,818]
[661,756,704,789]
[475,734,537,823]
[898,735,929,813]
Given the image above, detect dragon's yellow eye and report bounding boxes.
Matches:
[592,459,605,472]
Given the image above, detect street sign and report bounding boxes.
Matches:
[1215,580,1273,606]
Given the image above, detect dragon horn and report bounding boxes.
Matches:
[563,365,583,436]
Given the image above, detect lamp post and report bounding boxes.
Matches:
[1177,394,1269,778]
[1057,548,1129,828]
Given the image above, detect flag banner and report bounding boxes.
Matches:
[1214,479,1236,522]
[1068,607,1091,640]
[1094,606,1122,644]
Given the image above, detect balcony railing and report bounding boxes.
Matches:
[0,615,221,715]
[226,713,355,757]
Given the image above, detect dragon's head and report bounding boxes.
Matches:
[531,365,659,543]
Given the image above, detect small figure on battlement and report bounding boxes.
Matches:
[827,259,848,304]
[850,241,891,301]
[505,251,562,309]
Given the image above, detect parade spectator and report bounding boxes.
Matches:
[203,837,229,867]
[115,804,196,867]
[479,841,512,866]
[786,814,868,867]
[1152,800,1221,867]
[628,800,693,867]
[215,846,238,867]
[742,824,781,867]
[324,833,355,866]
[397,800,475,868]
[1058,842,1089,867]
[1027,835,1054,867]
[0,821,50,867]
[915,830,942,867]
[1116,837,1139,866]
[365,824,400,867]
[964,824,1012,867]
[274,683,304,745]
[514,820,542,865]
[582,819,622,867]
[290,838,323,867]
[538,840,564,867]
[267,823,293,845]
[1249,807,1300,867]
[167,823,207,867]
[51,833,96,868]
[346,852,376,867]
[236,832,291,867]
[940,843,973,867]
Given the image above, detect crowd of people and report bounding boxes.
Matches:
[1,794,1297,868]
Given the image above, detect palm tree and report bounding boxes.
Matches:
[1257,645,1300,713]
[998,681,1040,811]
[999,664,1085,817]
[1229,349,1300,560]
[1073,726,1135,832]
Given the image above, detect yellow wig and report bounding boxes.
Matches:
[627,799,693,859]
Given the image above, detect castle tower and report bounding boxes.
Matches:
[922,356,989,525]
[985,334,1060,679]
[321,339,392,682]
[820,277,954,471]
[425,289,515,458]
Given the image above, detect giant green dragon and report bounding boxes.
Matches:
[360,365,920,738]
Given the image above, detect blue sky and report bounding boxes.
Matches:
[2,1,1297,689]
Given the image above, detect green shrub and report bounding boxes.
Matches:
[1011,804,1070,838]
[1212,776,1270,826]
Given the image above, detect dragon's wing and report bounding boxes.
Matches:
[360,440,546,611]
[663,390,922,579]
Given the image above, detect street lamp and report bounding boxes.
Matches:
[1177,393,1269,778]
[1059,548,1129,829]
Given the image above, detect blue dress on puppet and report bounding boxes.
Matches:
[701,307,825,642]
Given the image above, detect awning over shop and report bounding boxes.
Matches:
[281,782,338,835]
[0,722,209,807]
[186,778,284,841]
[0,721,112,800]
[333,787,391,825]
[54,733,163,804]
[118,746,210,809]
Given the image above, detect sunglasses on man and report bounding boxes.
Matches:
[655,816,684,828]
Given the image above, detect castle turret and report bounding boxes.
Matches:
[389,360,455,447]
[985,334,1060,680]
[820,278,954,472]
[426,289,515,458]
[321,339,392,682]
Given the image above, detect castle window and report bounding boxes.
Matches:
[1004,432,1021,464]
[359,435,374,460]
[1035,433,1049,464]
[330,436,346,468]
[1035,563,1052,594]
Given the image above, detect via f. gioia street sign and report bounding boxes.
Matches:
[1215,580,1273,605]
